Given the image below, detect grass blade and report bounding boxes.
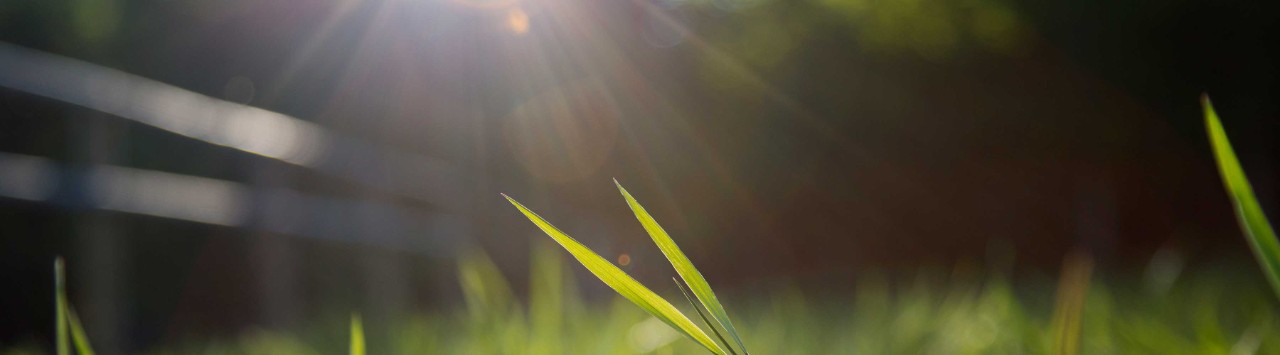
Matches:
[615,181,749,354]
[55,258,68,355]
[503,194,727,355]
[530,242,565,354]
[350,313,365,355]
[1050,253,1092,355]
[67,306,95,355]
[458,250,518,323]
[54,257,94,355]
[1203,95,1280,299]
[674,278,737,355]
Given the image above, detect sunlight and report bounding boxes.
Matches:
[4,0,1280,353]
[506,7,530,34]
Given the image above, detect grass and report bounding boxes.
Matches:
[616,181,748,354]
[1203,95,1280,299]
[427,254,1276,354]
[32,244,1280,354]
[1048,253,1091,355]
[504,192,727,354]
[349,314,364,355]
[480,95,1280,354]
[53,258,94,355]
[502,180,747,354]
[15,97,1280,354]
[117,254,1280,354]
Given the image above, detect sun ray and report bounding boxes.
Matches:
[261,3,360,100]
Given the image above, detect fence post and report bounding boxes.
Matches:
[249,158,300,329]
[71,113,129,353]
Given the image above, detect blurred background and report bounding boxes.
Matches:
[1,0,1279,352]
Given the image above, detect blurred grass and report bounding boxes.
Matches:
[1049,253,1091,355]
[349,314,363,355]
[123,249,1280,355]
[54,258,94,355]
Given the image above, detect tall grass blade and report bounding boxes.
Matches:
[675,278,737,355]
[67,306,95,355]
[54,257,94,355]
[1203,95,1280,300]
[530,242,565,354]
[55,258,68,355]
[503,194,727,355]
[615,181,749,354]
[350,313,365,355]
[457,249,524,353]
[458,250,518,322]
[1050,253,1092,355]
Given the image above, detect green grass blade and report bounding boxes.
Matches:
[457,249,525,353]
[1203,95,1280,300]
[66,306,95,355]
[529,242,565,354]
[458,249,518,319]
[350,313,365,355]
[503,194,727,355]
[1049,253,1092,355]
[675,278,737,355]
[55,258,68,355]
[615,181,749,354]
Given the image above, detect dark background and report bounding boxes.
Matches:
[1,0,1278,352]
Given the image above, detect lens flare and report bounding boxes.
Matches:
[506,8,529,35]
